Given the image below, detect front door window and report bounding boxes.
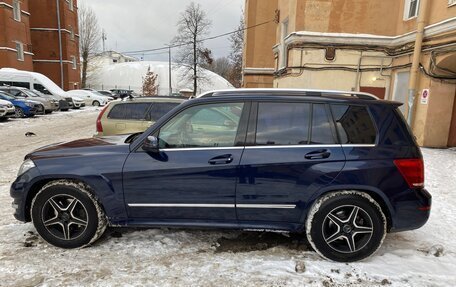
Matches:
[158,102,244,149]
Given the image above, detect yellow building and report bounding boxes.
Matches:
[243,0,456,147]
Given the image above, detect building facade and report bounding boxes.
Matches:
[0,0,80,90]
[243,0,456,147]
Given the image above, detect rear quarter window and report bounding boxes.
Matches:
[331,104,377,144]
[108,103,150,120]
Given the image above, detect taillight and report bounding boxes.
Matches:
[394,158,424,188]
[96,104,110,133]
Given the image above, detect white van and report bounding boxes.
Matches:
[0,68,85,108]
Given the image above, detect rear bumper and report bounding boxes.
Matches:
[389,188,431,232]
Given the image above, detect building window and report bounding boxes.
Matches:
[280,18,289,68]
[404,0,420,20]
[13,0,21,21]
[71,56,77,69]
[69,26,75,40]
[16,42,24,61]
[69,0,74,11]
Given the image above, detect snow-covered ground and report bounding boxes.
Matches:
[0,110,455,286]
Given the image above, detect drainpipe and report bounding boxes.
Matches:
[407,0,429,125]
[56,0,64,89]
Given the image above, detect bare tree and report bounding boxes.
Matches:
[142,66,159,96]
[79,4,101,88]
[204,57,232,80]
[228,16,244,88]
[172,2,212,96]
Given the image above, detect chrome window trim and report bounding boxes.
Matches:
[128,203,296,209]
[155,144,376,152]
[161,146,244,152]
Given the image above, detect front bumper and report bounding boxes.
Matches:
[72,101,85,108]
[10,167,41,222]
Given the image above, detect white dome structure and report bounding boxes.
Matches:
[86,61,234,95]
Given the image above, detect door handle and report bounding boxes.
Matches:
[305,149,331,160]
[208,154,233,165]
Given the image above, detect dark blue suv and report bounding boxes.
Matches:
[10,89,431,262]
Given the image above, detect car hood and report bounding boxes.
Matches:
[26,135,131,160]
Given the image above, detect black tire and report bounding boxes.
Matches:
[306,191,386,262]
[14,107,25,118]
[31,180,107,248]
[92,101,100,106]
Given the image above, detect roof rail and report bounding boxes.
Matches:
[198,88,379,100]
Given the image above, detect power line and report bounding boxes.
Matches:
[122,19,273,55]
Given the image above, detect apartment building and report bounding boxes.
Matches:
[0,0,80,90]
[243,0,456,147]
[0,0,33,70]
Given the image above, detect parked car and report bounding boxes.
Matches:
[110,89,136,99]
[98,90,117,99]
[31,89,70,111]
[67,90,112,106]
[82,88,116,99]
[0,98,16,120]
[0,90,40,117]
[0,86,58,114]
[11,89,431,262]
[0,68,81,109]
[95,97,185,136]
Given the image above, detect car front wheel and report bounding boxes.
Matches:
[306,191,386,262]
[31,180,107,248]
[92,101,100,106]
[15,107,25,118]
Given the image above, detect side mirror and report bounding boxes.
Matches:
[142,135,159,153]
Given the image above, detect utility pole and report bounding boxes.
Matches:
[167,45,172,96]
[56,0,64,89]
[102,30,107,52]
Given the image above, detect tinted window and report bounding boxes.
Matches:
[12,81,30,89]
[108,103,150,120]
[331,105,376,144]
[33,84,52,95]
[311,104,336,144]
[256,102,310,145]
[147,102,180,121]
[159,102,244,148]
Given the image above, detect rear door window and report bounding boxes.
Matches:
[108,103,150,120]
[256,102,310,145]
[311,104,336,144]
[331,105,377,144]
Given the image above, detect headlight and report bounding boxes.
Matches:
[25,102,34,107]
[18,159,36,177]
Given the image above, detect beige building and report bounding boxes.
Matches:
[243,0,456,147]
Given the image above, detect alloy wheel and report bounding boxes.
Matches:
[41,194,88,240]
[322,205,374,253]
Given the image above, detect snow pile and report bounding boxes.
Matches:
[86,61,234,95]
[0,111,455,286]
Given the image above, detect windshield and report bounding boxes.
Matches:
[21,89,40,98]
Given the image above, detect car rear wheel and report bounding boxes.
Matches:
[306,191,386,262]
[14,107,25,118]
[31,180,107,248]
[92,101,100,106]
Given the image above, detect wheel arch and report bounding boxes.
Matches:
[24,177,111,222]
[301,186,394,232]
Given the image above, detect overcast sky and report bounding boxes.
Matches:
[78,0,244,61]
